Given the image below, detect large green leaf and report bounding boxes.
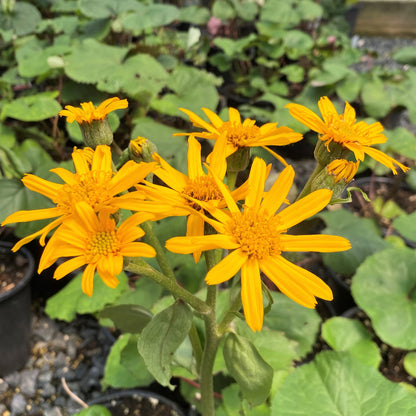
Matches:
[321,317,381,368]
[121,4,179,35]
[263,292,321,358]
[99,304,152,334]
[79,0,142,19]
[137,301,193,388]
[102,333,154,389]
[63,38,129,85]
[45,271,128,322]
[223,332,273,406]
[393,212,416,243]
[393,47,416,65]
[0,2,41,36]
[150,66,219,119]
[351,247,416,349]
[320,209,390,275]
[1,92,61,121]
[383,127,416,160]
[271,351,416,415]
[361,75,391,119]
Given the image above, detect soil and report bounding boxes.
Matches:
[342,308,416,387]
[0,244,30,295]
[90,392,185,416]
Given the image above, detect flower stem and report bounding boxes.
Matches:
[125,259,210,315]
[141,221,176,280]
[199,285,219,416]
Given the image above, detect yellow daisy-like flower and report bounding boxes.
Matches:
[285,96,409,174]
[176,107,302,160]
[166,158,351,332]
[327,159,359,183]
[59,97,128,124]
[1,145,156,251]
[38,202,156,297]
[123,135,249,263]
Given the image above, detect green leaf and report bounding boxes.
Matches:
[310,62,354,87]
[99,304,153,334]
[213,0,236,20]
[384,127,416,160]
[321,317,381,367]
[352,247,416,349]
[37,16,79,36]
[393,212,416,243]
[72,405,111,416]
[336,73,362,102]
[271,351,416,415]
[282,30,314,59]
[137,301,193,389]
[102,333,154,389]
[361,75,391,118]
[404,352,416,378]
[121,4,179,35]
[0,2,41,36]
[178,6,210,24]
[223,333,273,406]
[150,65,219,119]
[1,92,61,121]
[64,38,129,85]
[280,64,305,83]
[393,47,416,65]
[45,272,128,322]
[264,292,321,358]
[320,209,390,275]
[79,0,142,19]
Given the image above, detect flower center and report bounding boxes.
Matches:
[228,211,282,259]
[219,120,260,148]
[321,115,371,148]
[87,230,120,260]
[57,171,113,213]
[182,176,223,209]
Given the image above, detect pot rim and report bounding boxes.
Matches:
[0,241,35,302]
[87,389,187,416]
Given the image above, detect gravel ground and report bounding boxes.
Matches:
[0,303,114,416]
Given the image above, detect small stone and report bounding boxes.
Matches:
[34,319,59,342]
[0,404,6,414]
[37,370,52,386]
[4,371,20,388]
[10,393,27,414]
[44,407,63,416]
[0,378,9,394]
[20,369,39,397]
[54,352,68,369]
[40,383,56,398]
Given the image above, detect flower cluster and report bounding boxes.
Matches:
[2,96,408,330]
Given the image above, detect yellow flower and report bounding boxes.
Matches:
[129,136,148,158]
[38,202,156,297]
[166,158,351,332]
[1,145,156,251]
[59,97,128,124]
[176,107,302,161]
[123,135,250,263]
[327,159,359,183]
[285,97,409,174]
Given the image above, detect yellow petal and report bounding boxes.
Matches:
[21,174,62,199]
[260,165,294,218]
[91,145,112,172]
[280,234,351,252]
[228,107,241,124]
[120,242,156,258]
[54,256,86,280]
[81,264,96,297]
[318,96,339,125]
[205,249,247,285]
[49,167,78,185]
[278,189,332,230]
[285,103,326,134]
[186,213,205,263]
[343,101,356,124]
[363,146,409,174]
[187,136,204,180]
[72,148,90,174]
[202,107,223,129]
[241,259,263,332]
[260,257,319,308]
[209,133,227,179]
[2,207,62,225]
[245,158,266,211]
[166,234,238,254]
[180,108,218,133]
[152,153,189,191]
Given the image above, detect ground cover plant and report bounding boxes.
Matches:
[1,1,416,415]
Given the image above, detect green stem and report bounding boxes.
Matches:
[125,259,210,315]
[296,162,325,201]
[189,323,203,370]
[227,170,238,191]
[199,285,219,416]
[141,221,176,281]
[218,292,242,335]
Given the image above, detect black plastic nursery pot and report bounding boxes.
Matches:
[0,241,35,376]
[88,389,189,416]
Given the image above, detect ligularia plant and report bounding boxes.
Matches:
[2,97,408,415]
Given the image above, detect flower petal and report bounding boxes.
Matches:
[285,103,326,133]
[280,234,351,253]
[54,256,86,280]
[245,158,267,211]
[166,234,238,254]
[187,136,204,179]
[278,189,332,230]
[241,258,263,332]
[81,264,96,297]
[205,249,247,284]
